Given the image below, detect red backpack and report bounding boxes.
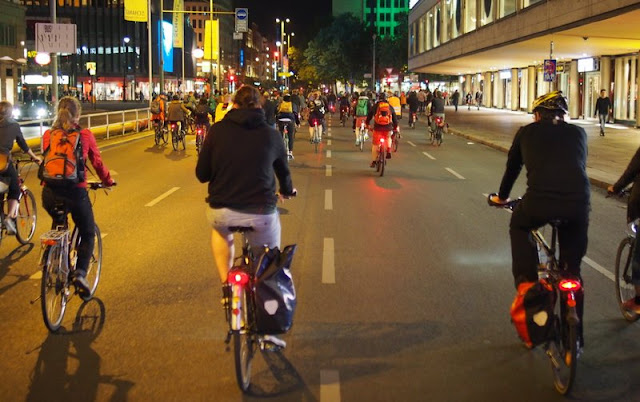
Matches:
[374,102,392,125]
[39,128,85,187]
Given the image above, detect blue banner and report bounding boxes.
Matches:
[160,21,174,73]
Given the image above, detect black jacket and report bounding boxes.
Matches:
[195,108,294,213]
[263,98,277,125]
[594,97,611,116]
[0,118,29,155]
[498,121,590,204]
[612,146,640,222]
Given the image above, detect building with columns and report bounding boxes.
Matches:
[0,0,26,104]
[408,0,640,127]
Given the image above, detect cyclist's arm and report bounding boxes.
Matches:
[83,129,114,186]
[272,135,294,195]
[195,129,214,183]
[366,103,377,126]
[497,128,524,200]
[612,146,640,193]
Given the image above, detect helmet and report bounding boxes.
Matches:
[532,91,568,113]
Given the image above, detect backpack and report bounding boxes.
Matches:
[374,101,392,125]
[195,103,209,116]
[39,128,85,187]
[150,100,161,114]
[510,281,555,348]
[278,101,293,114]
[356,98,369,116]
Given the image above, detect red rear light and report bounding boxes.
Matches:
[559,279,581,292]
[435,117,442,124]
[379,137,385,143]
[197,128,203,134]
[228,270,249,286]
[171,124,176,129]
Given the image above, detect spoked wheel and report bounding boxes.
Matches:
[16,189,37,244]
[172,128,179,151]
[377,149,385,177]
[233,290,257,392]
[154,127,160,145]
[181,131,187,150]
[548,293,578,395]
[359,132,364,152]
[615,237,639,321]
[314,128,319,154]
[71,225,102,302]
[162,127,168,144]
[41,246,68,332]
[392,136,398,152]
[196,135,203,154]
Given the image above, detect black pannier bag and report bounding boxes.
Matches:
[253,245,297,334]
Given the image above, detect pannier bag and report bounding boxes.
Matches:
[253,244,297,334]
[510,281,555,348]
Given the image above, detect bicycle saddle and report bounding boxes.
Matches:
[229,226,254,233]
[548,219,568,228]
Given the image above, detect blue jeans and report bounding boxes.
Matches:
[598,114,607,133]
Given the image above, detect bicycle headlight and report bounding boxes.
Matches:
[36,108,47,118]
[12,108,20,119]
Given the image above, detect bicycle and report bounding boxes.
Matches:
[408,111,417,129]
[38,182,113,332]
[430,116,445,146]
[153,119,168,146]
[278,117,292,160]
[195,123,207,154]
[0,159,38,246]
[339,106,349,127]
[391,127,400,153]
[310,119,322,153]
[609,189,640,322]
[488,194,583,395]
[356,118,368,152]
[374,135,388,177]
[169,121,186,151]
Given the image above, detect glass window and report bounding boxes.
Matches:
[499,0,516,17]
[464,0,476,33]
[425,11,432,50]
[418,15,425,53]
[523,0,543,6]
[481,0,494,26]
[433,4,441,47]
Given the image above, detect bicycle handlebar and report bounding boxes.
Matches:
[606,188,630,198]
[88,181,117,191]
[487,192,521,210]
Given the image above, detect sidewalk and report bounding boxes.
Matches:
[437,106,640,189]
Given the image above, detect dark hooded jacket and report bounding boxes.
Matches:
[0,117,29,155]
[195,108,294,213]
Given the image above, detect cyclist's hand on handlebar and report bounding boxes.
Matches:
[278,189,297,202]
[607,185,615,195]
[488,193,509,206]
[31,156,43,165]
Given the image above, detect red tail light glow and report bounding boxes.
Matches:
[228,270,249,286]
[171,124,176,129]
[379,137,386,143]
[559,279,581,292]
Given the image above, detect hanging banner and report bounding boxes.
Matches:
[160,21,174,73]
[172,0,184,48]
[124,0,147,22]
[204,20,219,60]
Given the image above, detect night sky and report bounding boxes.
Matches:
[234,0,333,46]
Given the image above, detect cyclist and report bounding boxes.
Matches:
[195,85,295,347]
[608,149,640,313]
[338,93,350,123]
[388,92,402,120]
[429,90,446,135]
[276,94,300,159]
[353,93,371,146]
[488,91,589,346]
[41,96,115,296]
[366,92,398,167]
[166,94,190,135]
[307,100,325,142]
[194,97,214,132]
[214,95,233,123]
[262,91,277,129]
[407,91,419,127]
[0,101,42,235]
[150,94,165,133]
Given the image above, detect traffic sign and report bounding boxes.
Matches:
[35,23,77,54]
[235,8,248,33]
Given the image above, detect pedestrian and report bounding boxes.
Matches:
[452,90,460,112]
[475,90,483,110]
[466,92,473,110]
[594,89,612,136]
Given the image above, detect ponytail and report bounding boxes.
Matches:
[52,96,82,131]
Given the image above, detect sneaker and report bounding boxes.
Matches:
[261,334,286,351]
[3,217,16,236]
[364,133,369,140]
[73,273,91,296]
[370,161,376,168]
[386,152,392,159]
[355,140,360,146]
[288,151,294,160]
[622,298,640,314]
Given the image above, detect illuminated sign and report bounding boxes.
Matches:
[577,58,596,72]
[410,0,420,8]
[160,21,174,73]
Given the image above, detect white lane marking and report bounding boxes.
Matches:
[422,151,436,160]
[322,238,335,284]
[326,165,332,177]
[328,132,332,138]
[328,140,332,146]
[325,189,333,210]
[445,168,465,180]
[327,150,332,158]
[467,142,475,145]
[483,193,616,282]
[145,187,180,207]
[582,256,616,282]
[320,370,341,402]
[407,141,416,147]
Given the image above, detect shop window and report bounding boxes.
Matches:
[523,0,543,7]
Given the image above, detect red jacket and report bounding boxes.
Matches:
[42,126,114,188]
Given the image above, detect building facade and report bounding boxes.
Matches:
[333,0,409,38]
[409,0,640,126]
[0,0,26,104]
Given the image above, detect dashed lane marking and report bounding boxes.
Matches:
[145,187,180,207]
[422,151,436,160]
[327,150,332,158]
[325,189,333,210]
[407,141,416,147]
[328,140,332,146]
[326,165,332,177]
[320,370,341,402]
[322,238,335,284]
[445,168,465,179]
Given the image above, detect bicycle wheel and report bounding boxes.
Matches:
[154,126,160,145]
[314,127,319,154]
[40,245,68,332]
[162,127,168,144]
[171,128,178,151]
[181,131,187,150]
[359,132,364,152]
[16,189,37,244]
[196,134,202,154]
[615,237,638,321]
[233,289,256,392]
[378,148,385,177]
[549,292,578,395]
[393,136,398,152]
[71,225,102,301]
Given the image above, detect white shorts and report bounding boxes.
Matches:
[206,207,281,250]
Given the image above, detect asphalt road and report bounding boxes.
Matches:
[0,112,638,402]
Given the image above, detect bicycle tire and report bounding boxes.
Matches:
[162,127,168,144]
[233,289,255,392]
[16,189,37,244]
[41,245,68,332]
[171,128,178,151]
[549,292,578,395]
[614,236,639,321]
[154,126,160,145]
[379,147,385,177]
[71,225,102,301]
[393,136,398,152]
[359,133,364,152]
[181,131,187,150]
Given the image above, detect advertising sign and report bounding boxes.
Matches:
[124,0,148,22]
[160,21,174,73]
[204,20,219,60]
[35,23,77,54]
[543,59,556,82]
[173,0,184,48]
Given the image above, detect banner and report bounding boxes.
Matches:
[124,0,147,22]
[204,20,219,60]
[172,0,183,48]
[160,21,174,73]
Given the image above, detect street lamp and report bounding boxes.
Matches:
[123,36,130,101]
[275,17,290,88]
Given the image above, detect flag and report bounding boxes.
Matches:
[172,0,183,48]
[204,20,219,60]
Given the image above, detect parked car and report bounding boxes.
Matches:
[12,100,54,121]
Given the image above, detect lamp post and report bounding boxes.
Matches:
[275,17,290,89]
[372,33,377,91]
[123,36,130,101]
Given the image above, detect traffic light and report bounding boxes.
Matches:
[274,51,279,61]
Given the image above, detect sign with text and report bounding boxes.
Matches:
[235,8,248,33]
[35,23,77,54]
[124,0,148,22]
[543,59,556,82]
[172,0,184,48]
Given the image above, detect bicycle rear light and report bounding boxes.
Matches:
[228,270,249,286]
[379,137,386,143]
[559,279,581,292]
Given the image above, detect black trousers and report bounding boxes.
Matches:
[0,162,20,200]
[42,186,95,276]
